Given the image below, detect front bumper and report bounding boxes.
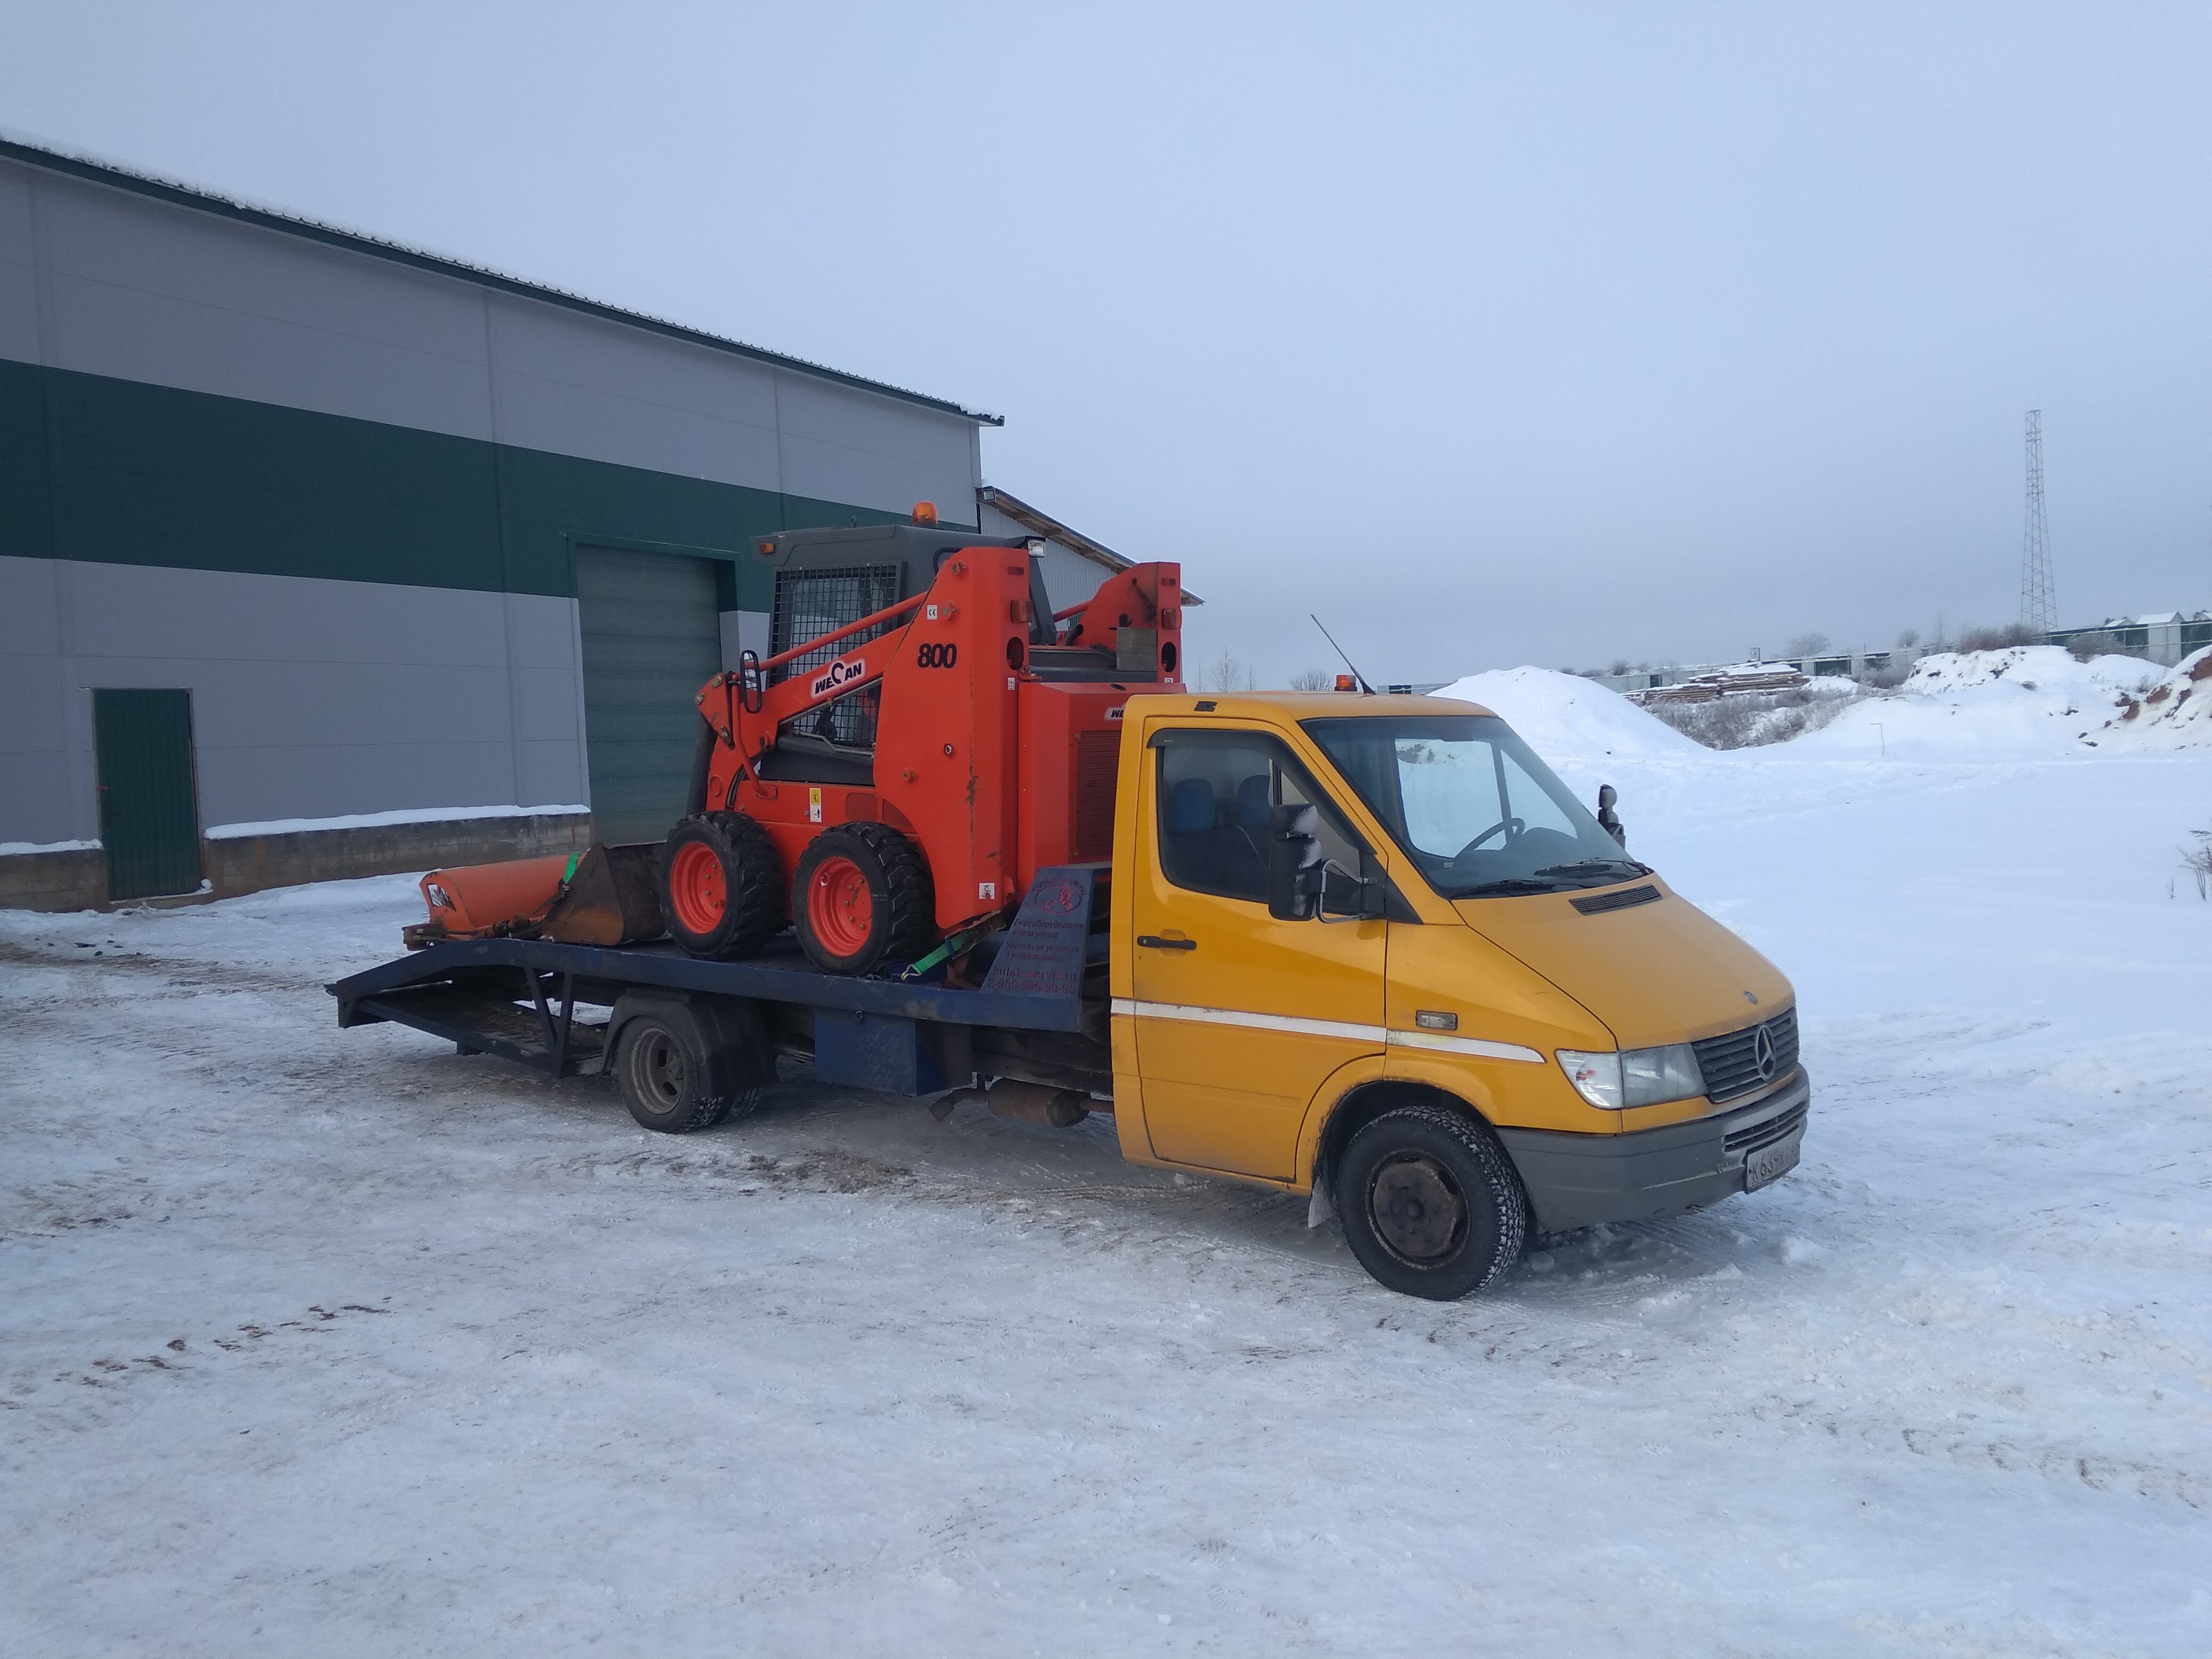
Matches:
[1495,1068,1810,1234]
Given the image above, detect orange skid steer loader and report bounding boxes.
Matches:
[412,512,1185,976]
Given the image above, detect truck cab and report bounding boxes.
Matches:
[1108,692,1808,1298]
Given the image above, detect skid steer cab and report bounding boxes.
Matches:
[663,521,1183,975]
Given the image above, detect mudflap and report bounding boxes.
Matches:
[540,842,666,946]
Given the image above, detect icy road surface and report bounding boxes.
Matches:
[4,693,2210,1653]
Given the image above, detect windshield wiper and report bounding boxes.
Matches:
[1534,858,1652,879]
[1451,877,1571,897]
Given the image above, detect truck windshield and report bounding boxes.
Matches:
[1302,715,1648,899]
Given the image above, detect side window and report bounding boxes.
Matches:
[1156,739,1272,902]
[1153,732,1365,907]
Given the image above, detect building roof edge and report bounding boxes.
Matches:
[0,129,1004,427]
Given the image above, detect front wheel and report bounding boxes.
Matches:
[1335,1104,1528,1299]
[661,812,782,959]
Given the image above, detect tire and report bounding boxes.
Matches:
[661,812,782,959]
[610,996,770,1134]
[1335,1103,1528,1299]
[791,822,936,975]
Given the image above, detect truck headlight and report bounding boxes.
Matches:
[1557,1044,1705,1110]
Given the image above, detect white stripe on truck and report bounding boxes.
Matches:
[1110,999,1544,1064]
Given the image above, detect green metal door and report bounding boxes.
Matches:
[576,547,725,845]
[93,688,204,901]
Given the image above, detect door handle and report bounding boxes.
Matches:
[1136,935,1197,951]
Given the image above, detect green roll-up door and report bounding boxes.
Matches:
[576,546,725,845]
[93,688,204,901]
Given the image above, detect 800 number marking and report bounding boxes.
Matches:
[916,642,959,669]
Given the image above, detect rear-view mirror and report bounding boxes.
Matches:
[1267,802,1326,920]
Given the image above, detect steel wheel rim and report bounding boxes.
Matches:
[807,854,874,957]
[635,1029,686,1110]
[1367,1152,1468,1265]
[668,841,726,933]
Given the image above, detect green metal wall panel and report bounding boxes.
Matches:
[93,688,203,900]
[0,357,54,558]
[0,358,963,605]
[576,546,725,844]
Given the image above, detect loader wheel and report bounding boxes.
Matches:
[792,822,935,975]
[1335,1103,1528,1300]
[661,812,782,959]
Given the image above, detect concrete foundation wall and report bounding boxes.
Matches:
[1,810,593,914]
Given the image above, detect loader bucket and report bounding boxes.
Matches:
[416,853,572,943]
[538,842,665,947]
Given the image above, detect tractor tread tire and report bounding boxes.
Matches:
[792,822,936,975]
[661,812,783,960]
[1335,1102,1528,1300]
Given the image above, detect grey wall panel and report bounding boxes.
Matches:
[514,738,586,812]
[775,373,978,517]
[58,560,516,668]
[193,739,522,830]
[0,557,76,844]
[0,652,70,753]
[0,555,589,844]
[0,163,37,364]
[0,551,63,653]
[488,295,783,490]
[510,665,583,745]
[0,750,79,846]
[502,591,581,671]
[4,157,986,503]
[32,170,494,439]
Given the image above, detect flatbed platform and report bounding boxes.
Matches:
[329,865,1111,1099]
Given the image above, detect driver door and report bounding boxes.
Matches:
[1129,727,1385,1180]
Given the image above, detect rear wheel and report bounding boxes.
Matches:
[1335,1104,1528,1299]
[660,812,782,959]
[792,822,935,974]
[610,996,770,1133]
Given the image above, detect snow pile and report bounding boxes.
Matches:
[1792,647,2159,761]
[2101,646,2212,750]
[1432,666,1707,763]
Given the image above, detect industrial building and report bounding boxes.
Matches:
[1,137,1138,911]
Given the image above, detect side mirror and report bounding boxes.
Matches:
[1267,802,1326,920]
[1596,783,1626,849]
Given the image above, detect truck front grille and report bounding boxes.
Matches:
[1724,1099,1807,1157]
[1692,1007,1799,1103]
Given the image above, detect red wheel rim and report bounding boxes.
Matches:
[807,854,874,957]
[668,840,727,934]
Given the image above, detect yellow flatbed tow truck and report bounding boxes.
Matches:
[334,691,1807,1300]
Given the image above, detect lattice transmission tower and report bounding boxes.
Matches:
[2020,409,2055,635]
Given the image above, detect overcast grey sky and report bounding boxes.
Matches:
[4,2,2207,681]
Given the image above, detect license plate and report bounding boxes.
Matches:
[1744,1134,1800,1191]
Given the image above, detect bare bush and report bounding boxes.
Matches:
[1287,668,1332,691]
[1784,632,1831,658]
[2185,831,2212,900]
[1643,684,1874,750]
[1955,622,2039,653]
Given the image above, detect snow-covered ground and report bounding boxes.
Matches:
[5,664,2210,1655]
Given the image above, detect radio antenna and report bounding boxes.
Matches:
[1310,614,1376,694]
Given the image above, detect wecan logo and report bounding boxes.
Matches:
[809,657,865,698]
